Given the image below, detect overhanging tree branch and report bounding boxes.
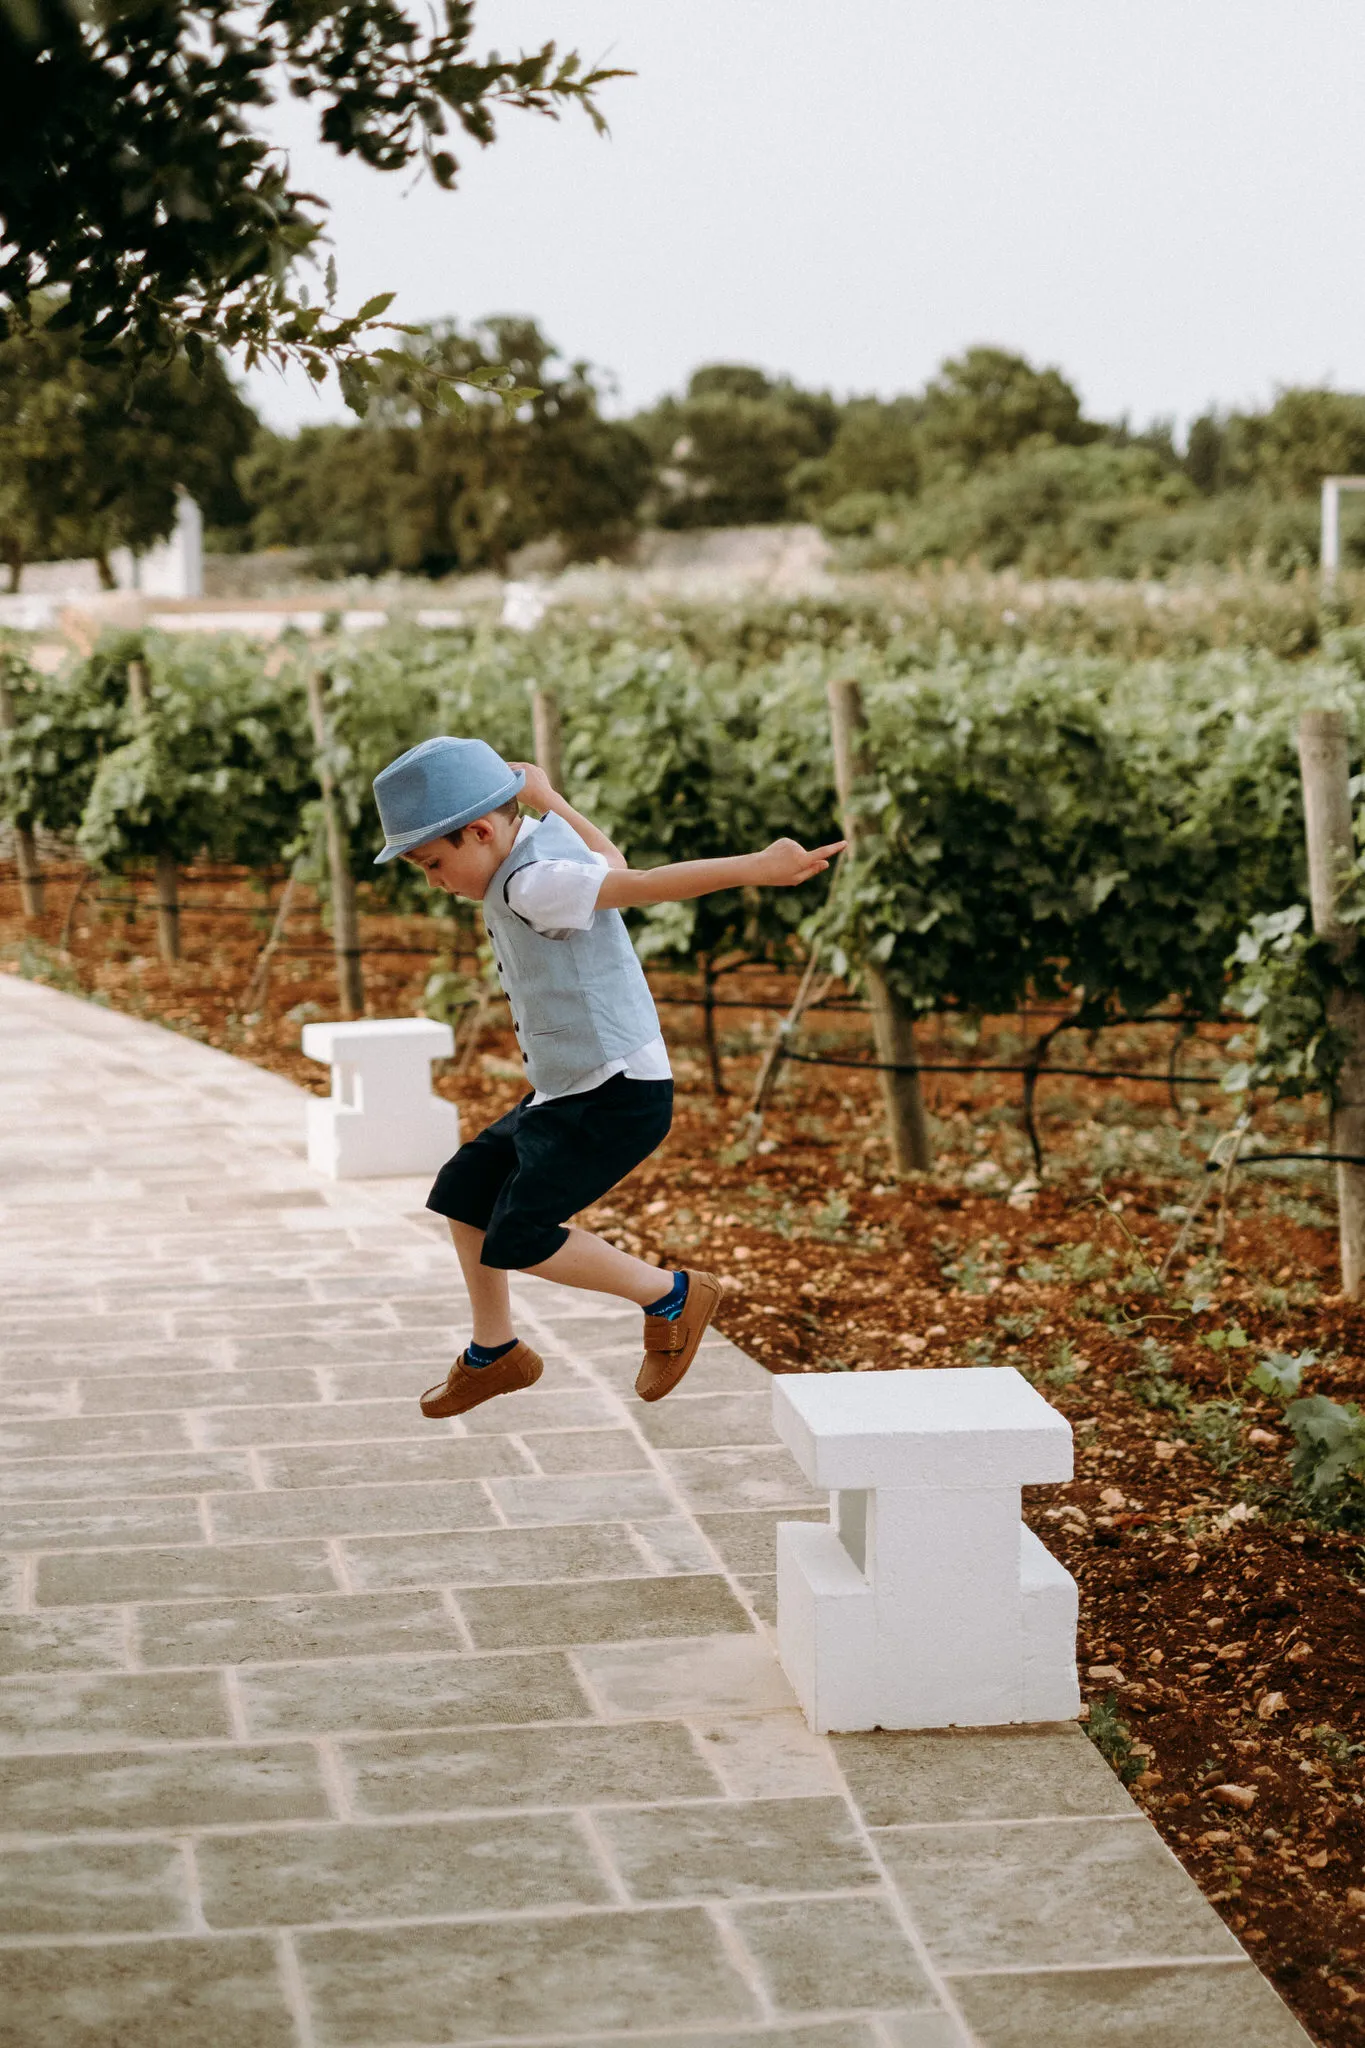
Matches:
[0,0,627,409]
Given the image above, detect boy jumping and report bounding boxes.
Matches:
[372,735,843,1419]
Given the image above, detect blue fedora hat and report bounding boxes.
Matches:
[372,737,525,865]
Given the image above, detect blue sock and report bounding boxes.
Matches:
[643,1271,689,1321]
[466,1337,518,1369]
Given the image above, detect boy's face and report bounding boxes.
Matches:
[404,812,518,899]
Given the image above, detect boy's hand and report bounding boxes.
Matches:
[508,761,557,813]
[746,837,847,887]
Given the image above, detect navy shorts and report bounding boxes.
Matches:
[426,1074,674,1270]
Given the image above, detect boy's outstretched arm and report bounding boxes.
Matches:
[595,837,846,910]
[507,761,627,870]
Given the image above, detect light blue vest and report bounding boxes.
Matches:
[482,813,662,1096]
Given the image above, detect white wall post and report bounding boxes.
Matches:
[301,1017,460,1178]
[773,1367,1080,1734]
[1321,476,1365,592]
[171,490,204,598]
[1297,709,1365,1294]
[501,581,550,632]
[111,493,205,599]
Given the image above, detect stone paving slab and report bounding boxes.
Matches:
[0,1740,334,1832]
[0,974,1314,2048]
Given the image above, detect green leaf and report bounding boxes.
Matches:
[1247,1350,1314,1402]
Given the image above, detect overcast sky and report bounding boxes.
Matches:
[247,0,1365,440]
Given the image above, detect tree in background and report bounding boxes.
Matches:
[0,298,258,588]
[241,318,651,574]
[0,0,622,410]
[915,345,1099,482]
[227,335,1365,581]
[786,349,1103,539]
[1186,390,1365,499]
[237,425,397,572]
[867,441,1194,575]
[636,365,839,528]
[1184,412,1226,496]
[802,352,1365,580]
[789,396,925,524]
[629,346,1101,540]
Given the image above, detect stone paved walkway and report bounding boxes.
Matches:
[0,975,1314,2048]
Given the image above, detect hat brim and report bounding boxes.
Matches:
[373,768,526,865]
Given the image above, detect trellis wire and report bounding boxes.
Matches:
[62,894,1250,1020]
[1205,1151,1365,1171]
[12,864,1256,1173]
[773,1031,1232,1174]
[778,1049,1226,1084]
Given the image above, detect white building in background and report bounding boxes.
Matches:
[109,490,203,599]
[0,491,205,629]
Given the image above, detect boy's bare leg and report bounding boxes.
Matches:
[447,1221,517,1346]
[525,1226,672,1306]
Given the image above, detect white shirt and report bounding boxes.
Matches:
[503,819,672,1103]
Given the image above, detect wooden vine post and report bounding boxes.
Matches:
[241,861,303,1017]
[127,659,181,964]
[305,664,364,1019]
[531,686,564,795]
[0,669,44,919]
[826,678,932,1174]
[697,954,727,1098]
[1298,708,1365,1294]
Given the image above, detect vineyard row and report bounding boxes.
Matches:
[3,616,1363,1126]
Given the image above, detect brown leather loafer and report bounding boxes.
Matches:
[420,1340,544,1419]
[636,1270,724,1403]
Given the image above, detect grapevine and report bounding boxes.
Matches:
[3,612,1361,1096]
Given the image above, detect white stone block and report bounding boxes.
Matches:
[301,1018,459,1179]
[872,1484,1026,1729]
[773,1366,1073,1489]
[773,1367,1079,1734]
[1020,1523,1082,1722]
[776,1519,876,1735]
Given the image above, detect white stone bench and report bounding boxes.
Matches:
[773,1366,1080,1734]
[301,1018,460,1179]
